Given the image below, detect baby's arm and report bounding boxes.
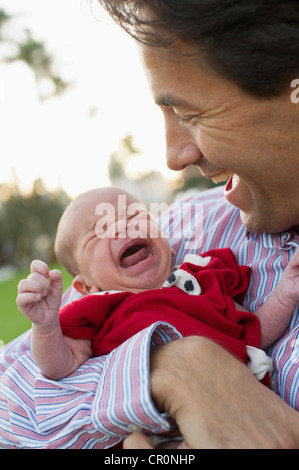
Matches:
[255,246,299,349]
[17,260,92,380]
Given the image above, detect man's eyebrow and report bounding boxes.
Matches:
[155,93,184,108]
[155,93,196,110]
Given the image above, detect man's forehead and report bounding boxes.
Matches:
[140,41,221,101]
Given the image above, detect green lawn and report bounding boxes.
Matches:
[0,264,73,345]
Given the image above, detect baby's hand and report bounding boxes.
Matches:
[16,260,63,333]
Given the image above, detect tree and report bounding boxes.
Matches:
[108,134,141,181]
[0,8,11,40]
[0,179,70,268]
[0,8,71,100]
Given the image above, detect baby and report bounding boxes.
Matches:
[17,187,299,384]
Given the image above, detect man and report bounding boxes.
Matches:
[0,0,298,449]
[97,0,299,448]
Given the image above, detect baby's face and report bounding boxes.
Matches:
[69,188,173,293]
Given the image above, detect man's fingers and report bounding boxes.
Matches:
[123,432,154,449]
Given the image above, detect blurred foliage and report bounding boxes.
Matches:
[0,179,70,269]
[0,8,71,100]
[0,7,73,269]
[108,134,140,181]
[0,3,220,269]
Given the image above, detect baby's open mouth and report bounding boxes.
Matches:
[120,243,152,268]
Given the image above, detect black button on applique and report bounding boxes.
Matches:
[167,273,176,284]
[184,280,194,292]
[163,268,201,296]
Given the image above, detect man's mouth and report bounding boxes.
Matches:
[120,242,152,268]
[208,171,241,199]
[211,171,234,184]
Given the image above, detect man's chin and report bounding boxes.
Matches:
[240,210,291,235]
[239,210,264,234]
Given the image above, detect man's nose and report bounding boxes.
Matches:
[164,115,202,171]
[167,142,202,172]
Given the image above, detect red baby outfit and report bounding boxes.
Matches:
[59,248,269,384]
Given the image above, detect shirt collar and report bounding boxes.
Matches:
[245,228,299,250]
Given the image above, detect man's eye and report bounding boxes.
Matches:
[179,115,195,125]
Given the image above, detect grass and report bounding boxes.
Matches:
[0,264,73,345]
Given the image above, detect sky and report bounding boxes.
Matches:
[0,0,172,198]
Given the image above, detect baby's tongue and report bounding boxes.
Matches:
[121,245,151,268]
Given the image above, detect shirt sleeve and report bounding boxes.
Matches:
[268,316,299,410]
[0,323,181,449]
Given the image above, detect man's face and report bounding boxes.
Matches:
[140,43,299,233]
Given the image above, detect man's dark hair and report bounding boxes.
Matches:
[97,0,299,98]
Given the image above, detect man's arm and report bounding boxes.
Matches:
[125,336,299,449]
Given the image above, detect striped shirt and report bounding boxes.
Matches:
[0,186,298,448]
[161,186,299,409]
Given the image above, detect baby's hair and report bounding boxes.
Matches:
[54,201,80,278]
[54,192,95,277]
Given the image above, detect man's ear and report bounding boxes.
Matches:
[73,274,100,295]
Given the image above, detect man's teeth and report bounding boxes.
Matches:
[211,171,234,184]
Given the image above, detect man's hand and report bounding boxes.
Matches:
[123,432,191,449]
[125,337,299,449]
[16,259,63,333]
[276,245,299,305]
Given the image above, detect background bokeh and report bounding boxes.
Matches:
[0,0,216,342]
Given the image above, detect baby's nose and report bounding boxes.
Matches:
[107,219,128,239]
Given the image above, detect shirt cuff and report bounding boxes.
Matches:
[92,322,182,437]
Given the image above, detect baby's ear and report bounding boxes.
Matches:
[73,274,100,295]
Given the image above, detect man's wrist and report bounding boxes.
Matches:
[150,336,208,414]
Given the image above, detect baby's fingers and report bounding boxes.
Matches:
[16,291,42,311]
[17,275,49,297]
[30,259,50,278]
[49,269,63,285]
